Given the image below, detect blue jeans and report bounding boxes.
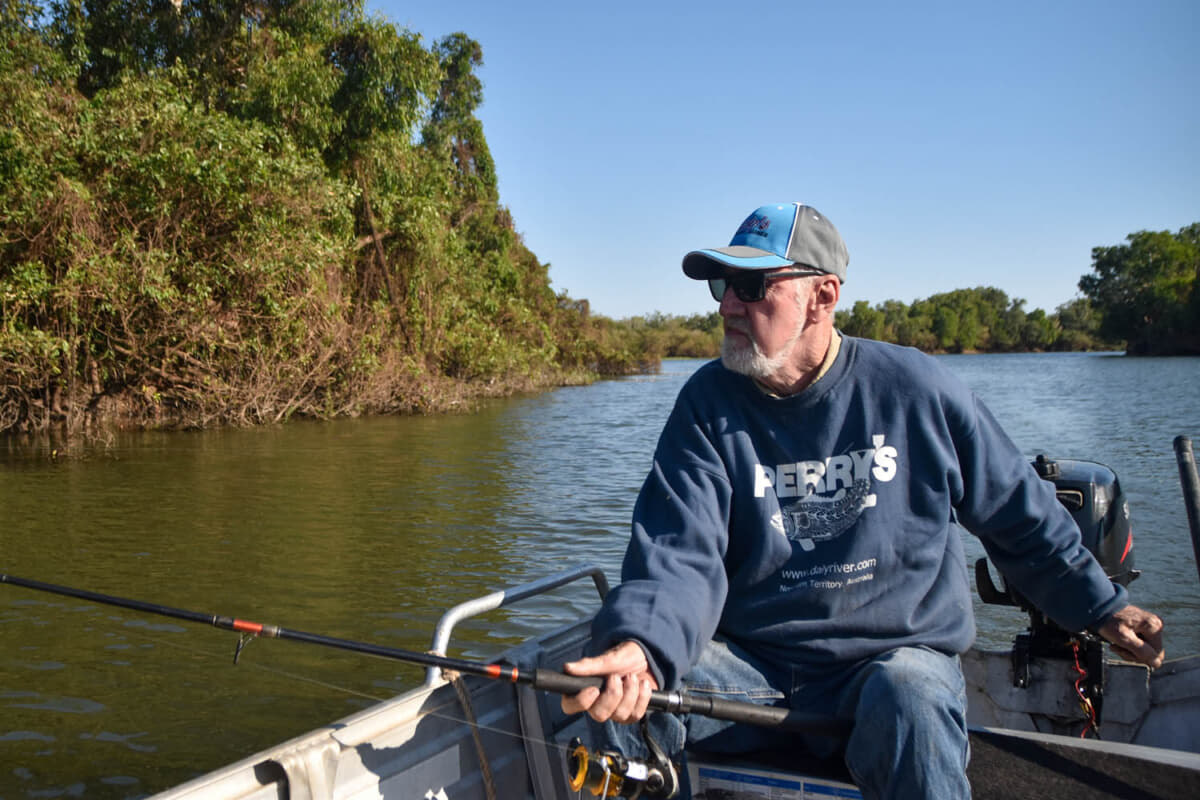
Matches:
[602,639,970,800]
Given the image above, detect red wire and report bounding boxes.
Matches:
[1071,641,1099,739]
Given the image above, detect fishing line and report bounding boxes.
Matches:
[3,592,394,705]
[117,621,394,704]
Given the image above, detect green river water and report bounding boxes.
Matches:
[2,353,1198,798]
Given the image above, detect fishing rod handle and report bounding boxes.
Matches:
[532,669,851,736]
[531,668,689,713]
[531,668,604,695]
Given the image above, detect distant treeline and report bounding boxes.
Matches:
[1,1,651,435]
[836,290,1109,354]
[614,217,1195,357]
[603,290,1110,362]
[614,221,1200,359]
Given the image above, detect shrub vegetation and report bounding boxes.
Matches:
[0,0,647,434]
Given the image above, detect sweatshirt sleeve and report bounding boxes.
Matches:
[952,393,1127,632]
[589,394,733,690]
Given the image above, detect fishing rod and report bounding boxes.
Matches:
[0,572,850,737]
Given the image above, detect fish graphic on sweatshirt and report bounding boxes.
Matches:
[759,435,896,551]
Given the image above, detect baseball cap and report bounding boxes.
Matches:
[682,203,849,282]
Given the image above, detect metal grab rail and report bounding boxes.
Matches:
[425,564,610,685]
[1175,436,1200,586]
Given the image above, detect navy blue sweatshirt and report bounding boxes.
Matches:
[591,336,1127,690]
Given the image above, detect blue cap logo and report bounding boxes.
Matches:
[728,205,796,260]
[734,213,773,240]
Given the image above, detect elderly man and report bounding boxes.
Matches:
[561,203,1165,799]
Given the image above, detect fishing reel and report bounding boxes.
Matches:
[566,723,679,799]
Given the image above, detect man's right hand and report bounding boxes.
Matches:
[1097,603,1166,669]
[560,640,659,724]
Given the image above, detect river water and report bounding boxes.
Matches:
[2,352,1198,798]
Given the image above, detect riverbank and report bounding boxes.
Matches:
[1,359,622,454]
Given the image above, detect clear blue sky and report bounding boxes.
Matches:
[369,0,1199,320]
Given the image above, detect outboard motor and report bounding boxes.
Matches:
[1033,455,1138,586]
[975,456,1140,727]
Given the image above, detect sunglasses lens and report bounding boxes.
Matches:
[731,273,765,302]
[708,274,767,302]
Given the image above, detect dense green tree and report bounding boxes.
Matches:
[956,305,981,351]
[49,0,178,96]
[1021,308,1056,351]
[422,32,495,205]
[837,300,885,341]
[1079,224,1200,355]
[1051,298,1102,350]
[933,306,959,351]
[878,300,908,343]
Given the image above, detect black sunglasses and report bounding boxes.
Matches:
[708,268,825,303]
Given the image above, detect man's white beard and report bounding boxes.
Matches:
[721,335,785,380]
[720,317,805,382]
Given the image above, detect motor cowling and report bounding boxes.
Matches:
[1030,455,1138,587]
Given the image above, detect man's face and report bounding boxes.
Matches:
[717,268,812,381]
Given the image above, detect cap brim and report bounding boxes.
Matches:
[681,246,792,279]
